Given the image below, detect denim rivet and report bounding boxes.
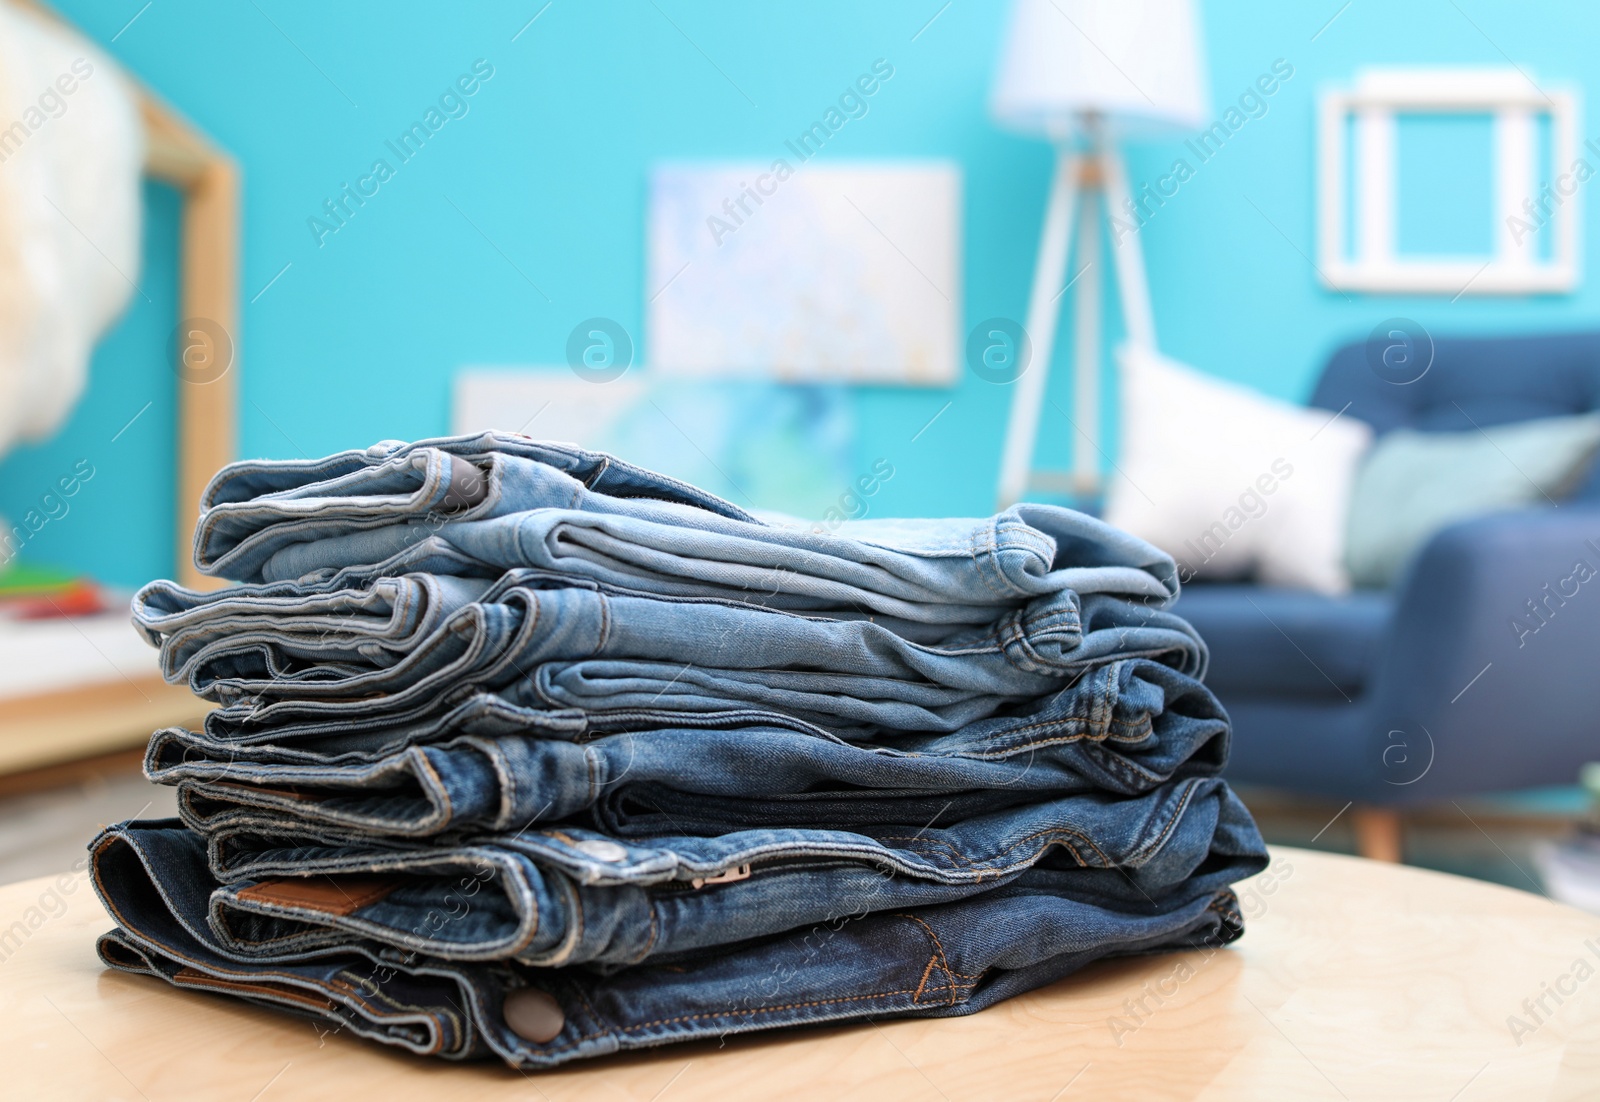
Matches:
[572,839,628,862]
[503,988,564,1043]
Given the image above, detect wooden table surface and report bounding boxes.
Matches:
[2,847,1598,1100]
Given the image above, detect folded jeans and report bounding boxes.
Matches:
[193,434,1178,634]
[92,820,1248,1069]
[150,776,1265,967]
[150,658,1229,839]
[165,584,1204,737]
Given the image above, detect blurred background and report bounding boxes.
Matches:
[3,0,1600,902]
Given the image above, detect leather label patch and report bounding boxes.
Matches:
[236,876,397,916]
[175,967,337,1011]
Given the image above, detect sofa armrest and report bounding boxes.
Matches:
[1362,505,1600,799]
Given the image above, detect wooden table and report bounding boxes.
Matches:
[3,847,1598,1099]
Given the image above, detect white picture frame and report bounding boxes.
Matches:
[1317,68,1580,294]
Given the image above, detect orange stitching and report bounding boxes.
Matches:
[897,913,958,1006]
[912,953,938,1002]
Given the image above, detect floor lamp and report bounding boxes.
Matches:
[990,0,1208,509]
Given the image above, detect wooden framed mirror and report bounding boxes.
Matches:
[1,0,236,777]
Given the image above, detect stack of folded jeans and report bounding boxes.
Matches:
[89,433,1268,1069]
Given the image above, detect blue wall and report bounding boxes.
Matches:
[11,0,1600,586]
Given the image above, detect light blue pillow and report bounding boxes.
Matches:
[1344,412,1600,588]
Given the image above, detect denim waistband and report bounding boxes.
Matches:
[91,819,1250,1068]
[150,658,1228,839]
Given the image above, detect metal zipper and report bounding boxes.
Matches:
[690,864,752,890]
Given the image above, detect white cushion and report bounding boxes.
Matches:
[1102,345,1373,594]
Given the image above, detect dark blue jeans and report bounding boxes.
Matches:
[92,818,1250,1069]
[102,772,1263,968]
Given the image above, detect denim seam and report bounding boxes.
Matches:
[556,980,607,1050]
[967,520,1015,602]
[130,940,455,1056]
[91,841,425,1036]
[877,820,1112,874]
[521,984,983,1057]
[995,517,1057,560]
[531,875,584,967]
[579,984,980,1042]
[414,753,454,834]
[203,604,499,706]
[899,605,1075,663]
[1129,778,1200,866]
[181,969,341,1015]
[994,609,1079,674]
[584,748,601,816]
[965,717,1106,756]
[898,913,958,1006]
[327,972,462,1046]
[1084,743,1159,789]
[637,898,660,964]
[870,835,971,870]
[471,455,505,521]
[483,741,516,833]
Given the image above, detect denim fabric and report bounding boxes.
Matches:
[193,436,1178,632]
[149,659,1227,839]
[159,627,1209,760]
[135,573,497,673]
[191,776,1260,967]
[97,437,1268,1070]
[139,566,822,676]
[155,581,1202,738]
[91,820,1246,1069]
[251,505,1179,634]
[196,433,755,578]
[180,687,808,761]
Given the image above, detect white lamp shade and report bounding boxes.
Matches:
[991,0,1209,140]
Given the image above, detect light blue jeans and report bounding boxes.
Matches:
[149,578,1203,738]
[192,435,1179,640]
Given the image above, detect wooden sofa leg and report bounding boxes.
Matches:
[1352,806,1403,863]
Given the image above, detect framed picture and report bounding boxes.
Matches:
[647,162,961,384]
[1317,67,1579,294]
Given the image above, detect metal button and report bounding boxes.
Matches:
[503,988,564,1044]
[572,838,628,862]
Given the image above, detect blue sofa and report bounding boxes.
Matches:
[1174,332,1600,843]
